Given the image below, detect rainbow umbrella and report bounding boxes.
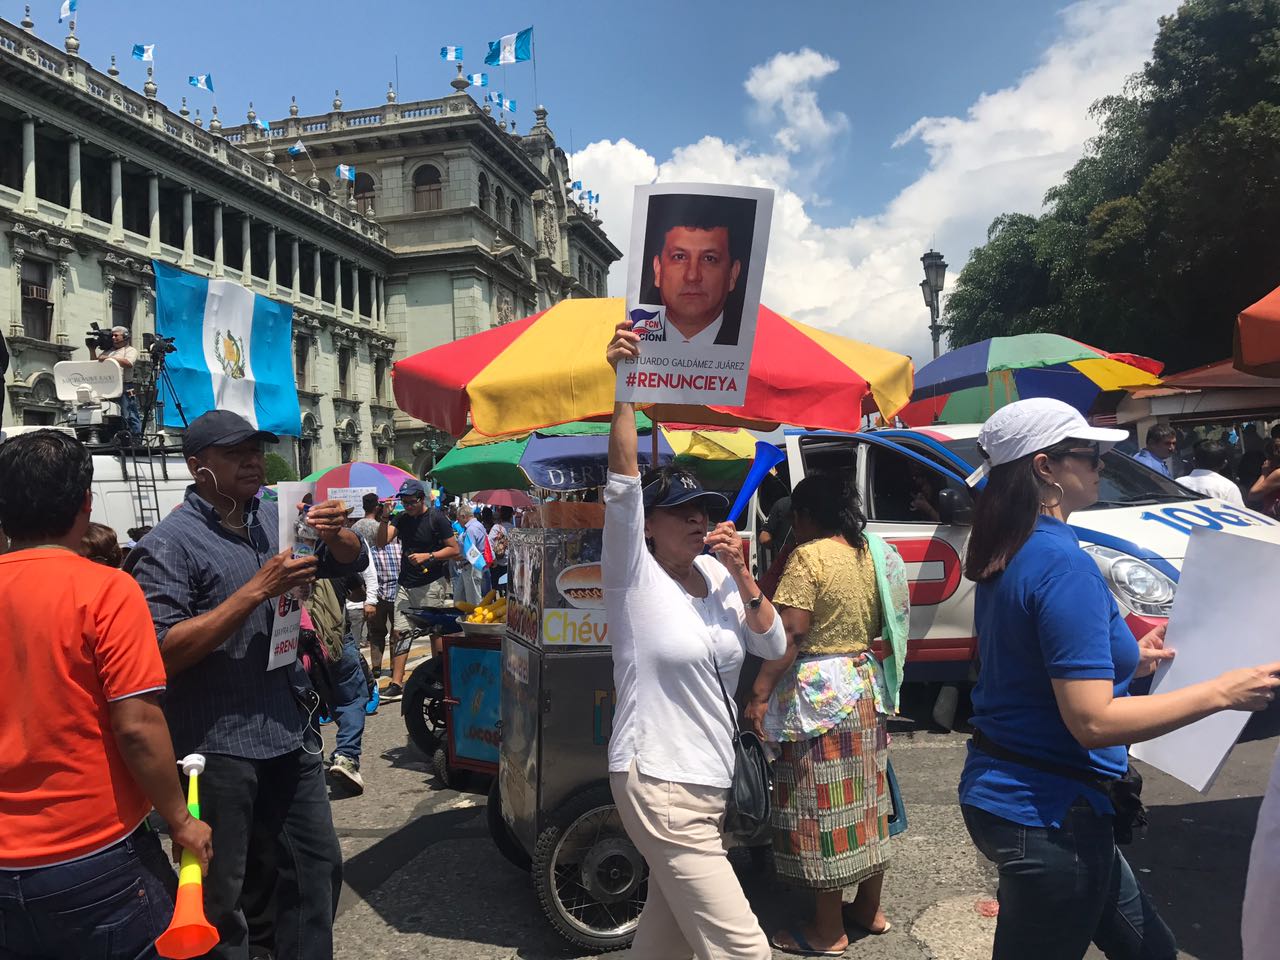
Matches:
[304,461,417,503]
[897,334,1163,426]
[392,298,913,437]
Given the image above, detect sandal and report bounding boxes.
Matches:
[770,927,848,957]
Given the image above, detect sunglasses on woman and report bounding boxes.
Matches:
[1056,443,1102,470]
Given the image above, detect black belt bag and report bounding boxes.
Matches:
[970,729,1147,844]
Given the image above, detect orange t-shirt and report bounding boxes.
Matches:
[0,548,167,868]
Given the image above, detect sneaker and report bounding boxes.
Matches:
[365,683,380,716]
[381,682,404,703]
[328,755,364,794]
[318,712,333,726]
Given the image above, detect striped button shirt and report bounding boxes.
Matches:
[126,486,366,760]
[369,540,403,602]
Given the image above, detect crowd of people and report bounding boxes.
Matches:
[1133,421,1280,516]
[4,350,1280,959]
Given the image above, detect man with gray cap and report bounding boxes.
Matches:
[89,325,141,436]
[126,409,366,960]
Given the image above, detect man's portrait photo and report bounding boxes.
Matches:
[633,192,759,348]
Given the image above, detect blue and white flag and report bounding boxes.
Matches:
[335,164,356,182]
[501,96,516,113]
[484,27,532,66]
[188,73,214,93]
[570,180,582,191]
[58,0,76,23]
[287,139,306,157]
[440,45,463,61]
[467,73,488,87]
[153,261,301,436]
[131,43,155,62]
[254,117,270,132]
[484,91,502,105]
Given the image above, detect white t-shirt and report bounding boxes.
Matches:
[1243,743,1280,958]
[603,472,786,788]
[1177,468,1245,507]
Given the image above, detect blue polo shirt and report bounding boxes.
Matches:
[959,516,1139,828]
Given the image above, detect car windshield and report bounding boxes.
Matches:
[940,438,1198,509]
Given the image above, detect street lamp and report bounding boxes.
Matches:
[921,249,948,359]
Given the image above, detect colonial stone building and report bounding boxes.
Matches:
[0,12,620,474]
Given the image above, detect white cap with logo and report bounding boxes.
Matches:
[966,398,1129,487]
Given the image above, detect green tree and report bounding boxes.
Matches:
[264,452,297,484]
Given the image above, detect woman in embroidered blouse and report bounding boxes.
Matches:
[745,474,910,956]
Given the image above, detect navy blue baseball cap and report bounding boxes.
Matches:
[642,471,728,512]
[397,479,427,498]
[182,410,277,458]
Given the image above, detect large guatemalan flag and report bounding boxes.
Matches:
[153,261,302,435]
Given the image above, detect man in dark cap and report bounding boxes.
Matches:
[126,410,366,960]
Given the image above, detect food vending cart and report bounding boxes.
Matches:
[492,504,648,952]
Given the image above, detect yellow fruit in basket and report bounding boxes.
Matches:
[479,589,497,607]
[455,601,476,613]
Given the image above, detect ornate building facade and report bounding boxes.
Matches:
[1,12,620,474]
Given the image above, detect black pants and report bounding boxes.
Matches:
[193,748,341,960]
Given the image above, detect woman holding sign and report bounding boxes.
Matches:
[959,398,1280,960]
[603,319,786,960]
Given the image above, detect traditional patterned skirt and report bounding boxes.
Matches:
[771,695,891,889]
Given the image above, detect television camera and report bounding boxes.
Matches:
[84,322,115,352]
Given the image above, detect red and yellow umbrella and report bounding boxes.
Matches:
[392,298,913,437]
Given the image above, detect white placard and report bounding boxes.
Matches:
[267,480,316,671]
[615,182,774,407]
[1130,524,1280,791]
[327,485,378,513]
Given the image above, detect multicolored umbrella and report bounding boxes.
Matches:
[392,298,914,437]
[1236,284,1280,377]
[303,461,417,503]
[470,489,536,509]
[897,334,1163,426]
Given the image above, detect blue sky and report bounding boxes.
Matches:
[13,0,1176,358]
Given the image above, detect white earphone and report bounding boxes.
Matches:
[195,466,251,532]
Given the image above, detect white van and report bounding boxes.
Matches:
[777,425,1277,688]
[89,448,191,542]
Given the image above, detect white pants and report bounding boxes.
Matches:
[610,760,770,960]
[1243,743,1280,958]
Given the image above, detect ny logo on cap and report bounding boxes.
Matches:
[679,476,697,490]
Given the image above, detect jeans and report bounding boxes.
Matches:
[962,803,1176,960]
[195,749,342,960]
[0,824,177,960]
[121,389,142,436]
[330,634,369,765]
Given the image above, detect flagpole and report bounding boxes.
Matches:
[531,27,540,108]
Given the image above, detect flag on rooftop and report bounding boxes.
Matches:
[288,140,307,157]
[484,27,533,66]
[254,117,270,132]
[440,45,463,62]
[131,44,155,62]
[570,180,582,191]
[467,73,488,87]
[485,91,501,105]
[501,96,516,113]
[58,0,76,23]
[335,164,356,182]
[188,74,214,93]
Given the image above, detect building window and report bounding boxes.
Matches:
[353,172,376,216]
[478,172,490,215]
[413,164,443,212]
[23,408,57,426]
[376,445,389,464]
[494,186,507,227]
[20,258,53,342]
[373,357,386,402]
[337,347,351,397]
[316,179,331,196]
[578,256,585,287]
[111,284,136,330]
[298,438,313,477]
[510,198,522,238]
[294,337,310,387]
[341,442,355,463]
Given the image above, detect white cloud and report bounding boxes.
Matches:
[571,0,1175,365]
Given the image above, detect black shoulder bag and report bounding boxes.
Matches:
[711,652,773,843]
[971,729,1147,844]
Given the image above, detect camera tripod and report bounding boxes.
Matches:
[137,345,189,439]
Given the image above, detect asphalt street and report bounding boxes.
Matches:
[322,679,1280,960]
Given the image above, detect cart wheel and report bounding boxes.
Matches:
[403,682,445,757]
[432,745,470,790]
[487,777,532,872]
[531,784,646,952]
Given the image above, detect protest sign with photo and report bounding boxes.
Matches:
[616,182,774,406]
[267,480,314,671]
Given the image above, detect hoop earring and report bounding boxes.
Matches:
[1041,482,1064,510]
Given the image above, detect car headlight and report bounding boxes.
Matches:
[1081,544,1176,616]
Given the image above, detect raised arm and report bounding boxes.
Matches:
[607,319,641,478]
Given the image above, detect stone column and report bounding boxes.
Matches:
[212,203,224,277]
[267,226,278,295]
[312,248,322,303]
[333,257,343,314]
[9,247,25,336]
[67,136,83,228]
[241,215,252,285]
[147,173,160,256]
[291,238,301,303]
[181,188,194,267]
[109,156,123,242]
[372,275,381,328]
[20,116,36,213]
[351,263,361,320]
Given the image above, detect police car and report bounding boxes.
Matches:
[778,424,1276,688]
